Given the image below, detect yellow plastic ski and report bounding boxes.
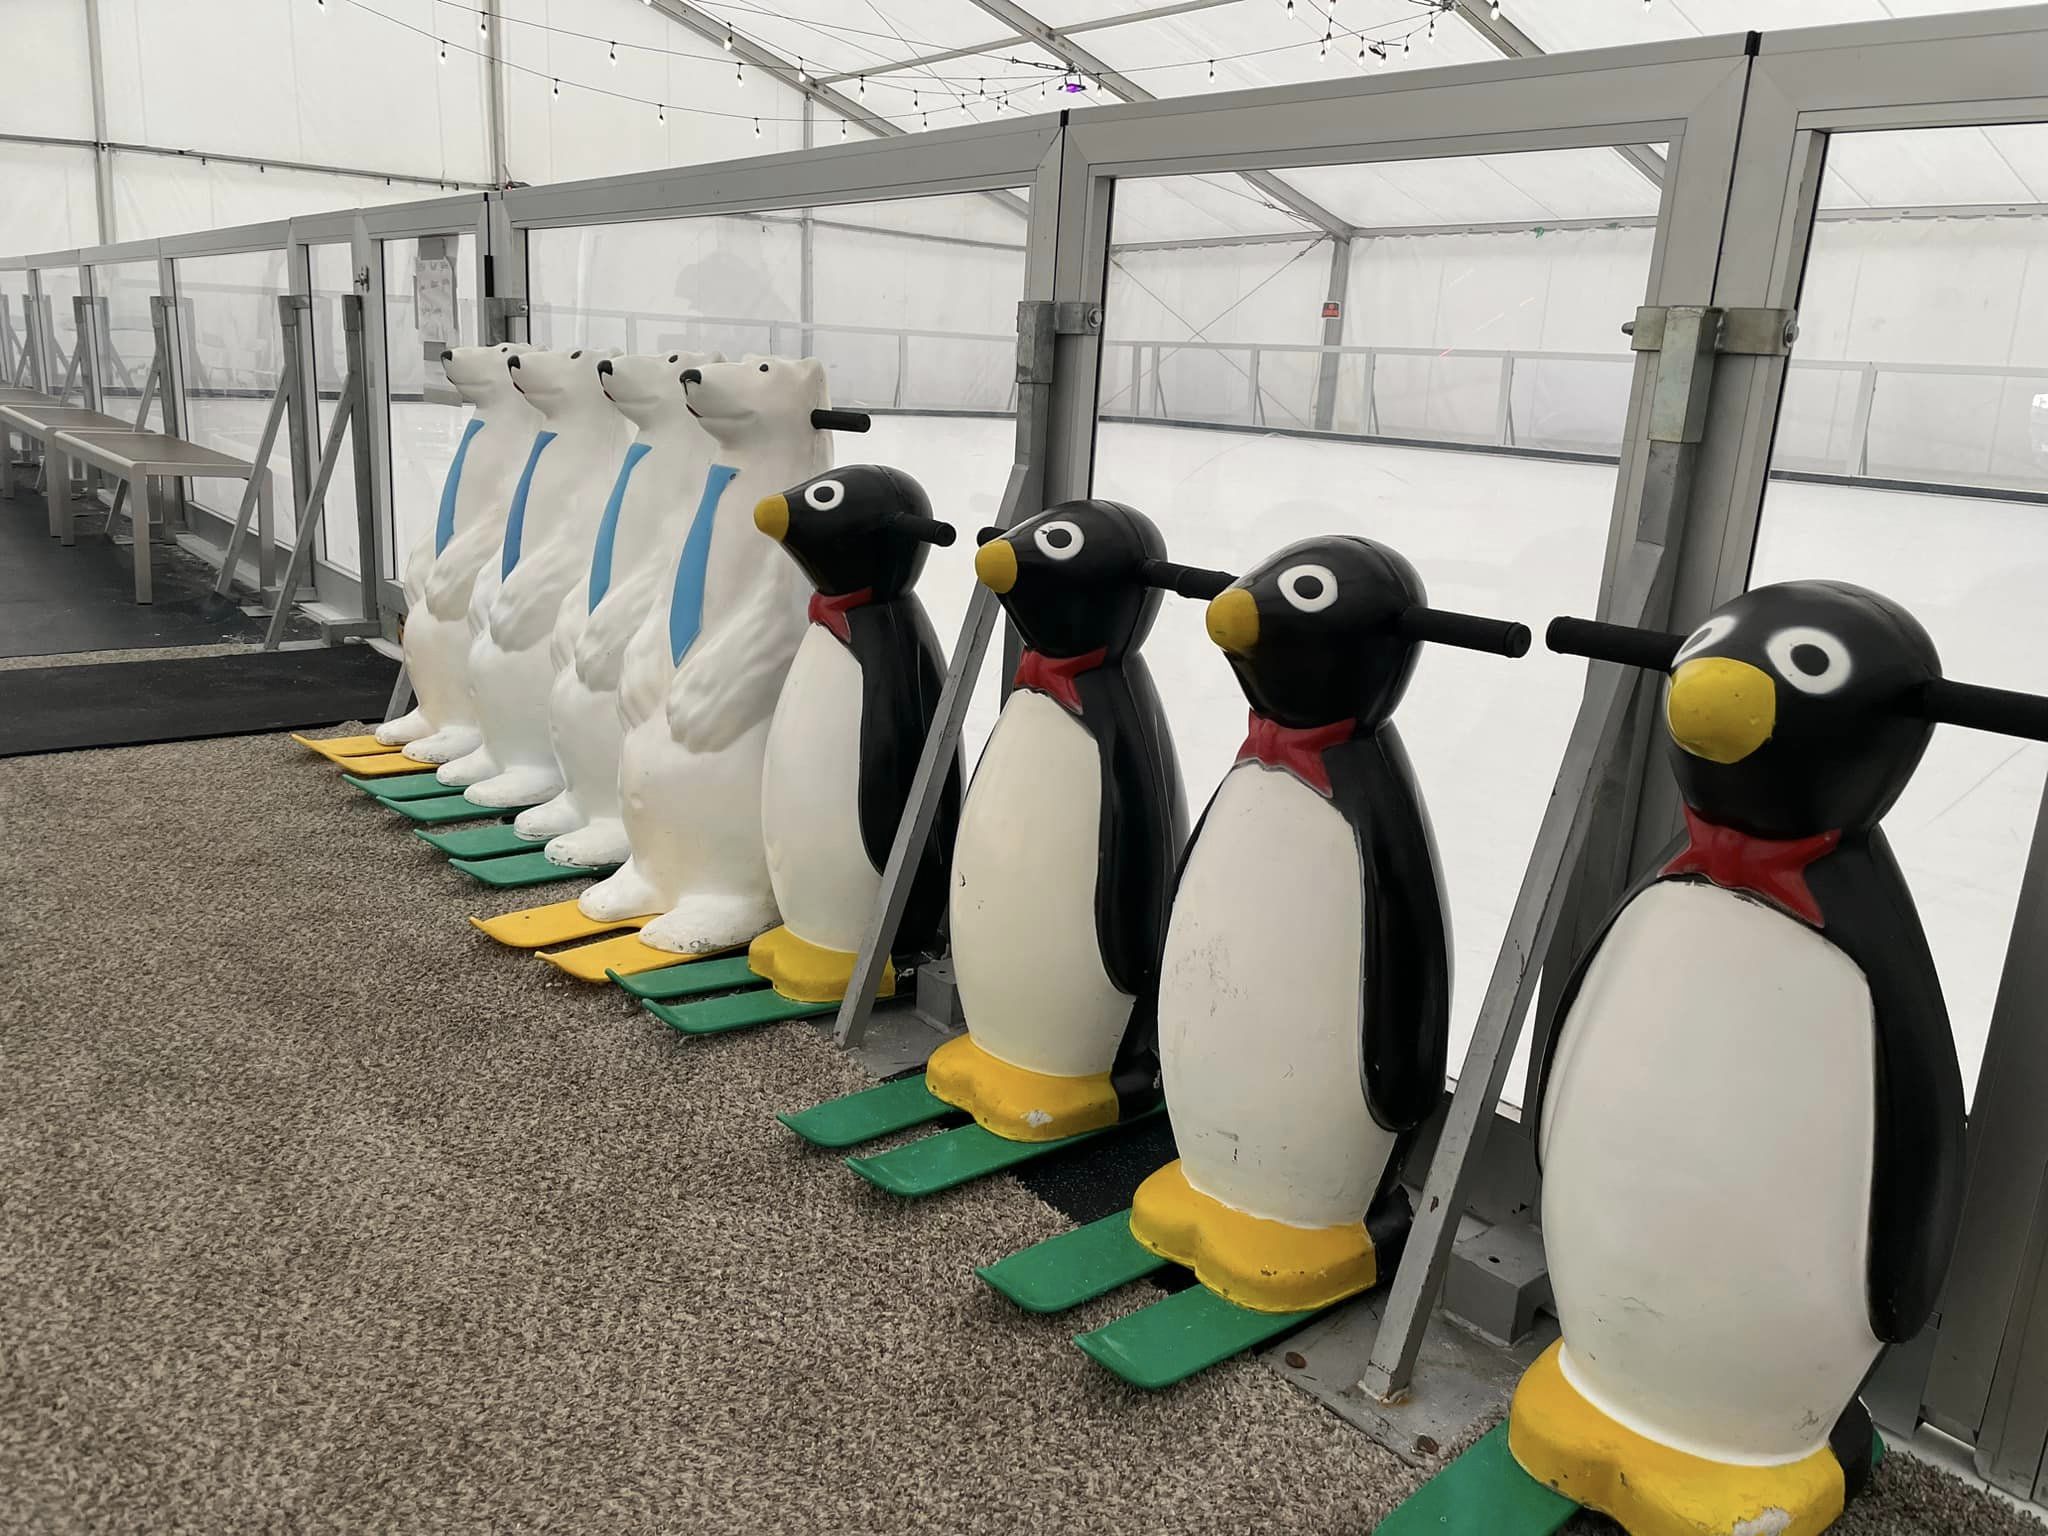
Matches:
[292,732,397,763]
[470,899,653,950]
[540,931,715,983]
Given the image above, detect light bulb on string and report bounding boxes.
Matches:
[478,12,487,35]
[439,38,448,63]
[1207,59,1215,80]
[723,28,733,50]
[656,102,665,123]
[551,77,560,98]
[608,40,617,65]
[754,118,761,138]
[1357,36,1367,61]
[798,58,809,84]
[736,62,744,87]
[1489,0,1500,16]
[1320,28,1330,55]
[859,75,866,97]
[839,120,847,140]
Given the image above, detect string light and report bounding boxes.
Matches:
[723,28,733,49]
[1489,0,1500,16]
[839,120,848,140]
[551,76,560,97]
[858,74,866,96]
[439,38,447,62]
[608,40,617,65]
[1320,27,1331,56]
[1207,58,1215,79]
[753,117,761,137]
[798,57,809,84]
[477,11,486,35]
[736,61,744,87]
[656,102,665,123]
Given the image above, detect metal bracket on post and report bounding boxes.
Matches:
[1356,307,1729,1413]
[483,295,528,347]
[342,293,382,631]
[829,297,1066,1059]
[263,294,380,649]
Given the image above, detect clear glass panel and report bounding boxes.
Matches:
[384,231,479,583]
[527,188,1031,760]
[1094,147,1667,1102]
[175,247,292,537]
[36,265,82,395]
[308,242,363,575]
[1757,125,2048,1102]
[89,260,164,431]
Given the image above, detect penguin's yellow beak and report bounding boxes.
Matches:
[1667,657,1776,763]
[975,538,1018,594]
[753,494,789,541]
[1206,588,1259,655]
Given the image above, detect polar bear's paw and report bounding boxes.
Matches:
[403,724,481,765]
[376,707,431,746]
[580,860,666,922]
[641,891,779,958]
[514,792,585,841]
[437,743,499,785]
[465,765,563,810]
[546,819,631,870]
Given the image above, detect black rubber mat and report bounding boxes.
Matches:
[0,645,398,757]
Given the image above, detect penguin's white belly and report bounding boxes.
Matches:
[1158,763,1390,1228]
[951,689,1128,1078]
[1540,879,1880,1464]
[761,626,875,954]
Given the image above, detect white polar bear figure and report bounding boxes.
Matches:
[441,347,633,807]
[376,342,543,763]
[578,356,835,956]
[513,349,724,867]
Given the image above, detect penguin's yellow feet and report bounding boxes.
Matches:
[470,899,653,950]
[292,731,392,761]
[1127,1160,1377,1313]
[923,1034,1119,1143]
[1508,1341,1847,1536]
[744,925,895,1004]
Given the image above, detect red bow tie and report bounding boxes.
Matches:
[1013,647,1107,713]
[1237,712,1356,796]
[1662,805,1841,927]
[808,587,874,643]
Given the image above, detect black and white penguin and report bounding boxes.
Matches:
[1512,579,1981,1534]
[1131,536,1528,1313]
[748,465,962,1001]
[925,500,1207,1142]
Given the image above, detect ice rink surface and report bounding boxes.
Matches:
[201,404,2044,1106]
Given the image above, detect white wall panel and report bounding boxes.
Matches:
[0,141,100,254]
[1,0,94,138]
[109,152,450,241]
[94,0,489,183]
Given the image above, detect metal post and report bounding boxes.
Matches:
[82,0,116,243]
[831,138,1072,1051]
[1494,354,1516,447]
[264,379,356,650]
[1361,307,1724,1404]
[342,292,383,627]
[215,368,294,598]
[1312,234,1350,432]
[1847,362,1878,476]
[151,289,191,527]
[72,294,104,415]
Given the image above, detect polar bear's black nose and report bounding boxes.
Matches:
[597,358,613,375]
[440,349,453,362]
[506,354,521,369]
[679,368,702,386]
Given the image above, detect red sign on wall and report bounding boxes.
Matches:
[1321,301,1343,319]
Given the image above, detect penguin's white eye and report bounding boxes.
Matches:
[1278,563,1338,613]
[1766,626,1853,695]
[804,479,845,511]
[1034,519,1085,561]
[1674,614,1738,666]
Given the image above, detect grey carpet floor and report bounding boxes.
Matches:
[0,730,2038,1534]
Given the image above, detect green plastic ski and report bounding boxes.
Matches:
[648,988,836,1036]
[448,849,613,888]
[615,955,763,1001]
[976,1210,1168,1314]
[389,793,535,826]
[776,1074,955,1149]
[346,769,460,802]
[1073,1282,1317,1391]
[413,822,536,859]
[845,1107,1160,1198]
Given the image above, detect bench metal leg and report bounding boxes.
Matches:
[49,448,74,545]
[133,473,152,603]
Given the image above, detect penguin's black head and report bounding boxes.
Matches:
[1661,580,1939,838]
[973,500,1166,659]
[1207,536,1428,728]
[754,465,954,599]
